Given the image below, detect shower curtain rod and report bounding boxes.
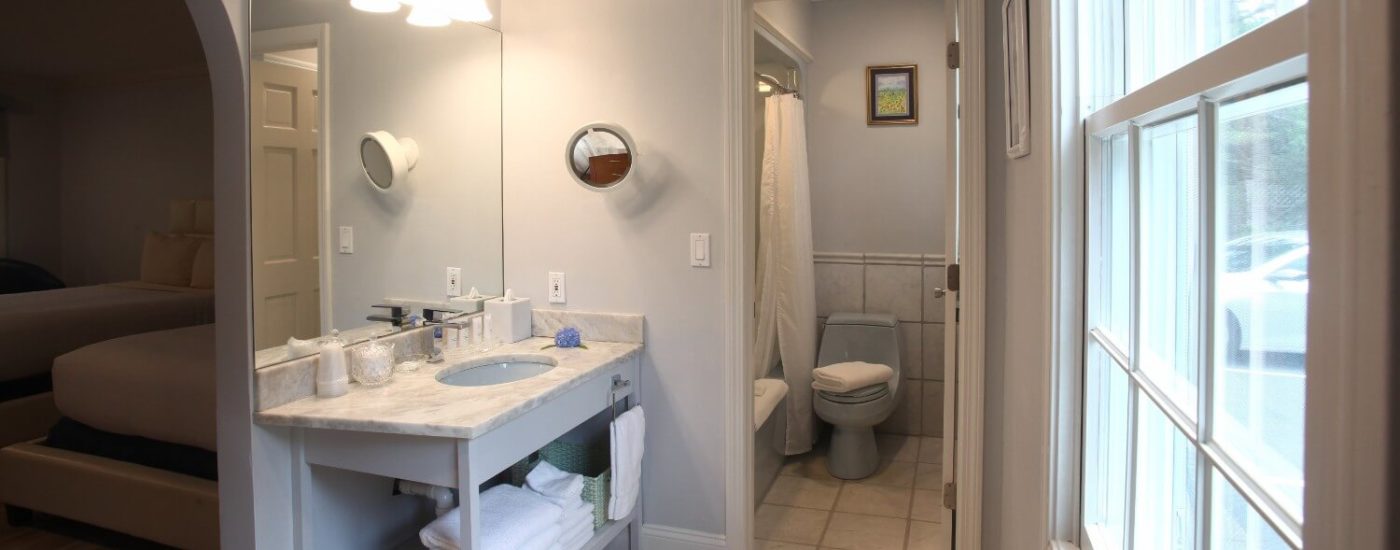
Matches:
[755,72,800,98]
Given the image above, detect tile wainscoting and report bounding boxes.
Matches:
[814,252,947,438]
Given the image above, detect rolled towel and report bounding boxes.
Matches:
[810,361,894,393]
[420,486,564,550]
[526,460,585,507]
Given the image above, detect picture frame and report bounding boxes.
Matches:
[866,64,919,125]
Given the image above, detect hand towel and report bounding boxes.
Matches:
[559,500,592,529]
[608,405,645,520]
[517,523,564,550]
[420,485,563,550]
[526,459,586,507]
[810,361,894,393]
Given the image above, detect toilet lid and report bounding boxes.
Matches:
[819,383,890,404]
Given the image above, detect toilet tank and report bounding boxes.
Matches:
[817,313,901,379]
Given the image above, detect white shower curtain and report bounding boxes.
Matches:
[753,94,817,455]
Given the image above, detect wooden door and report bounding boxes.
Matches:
[251,59,320,350]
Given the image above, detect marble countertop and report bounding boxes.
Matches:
[254,337,642,439]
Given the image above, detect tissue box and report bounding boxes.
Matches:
[486,296,532,344]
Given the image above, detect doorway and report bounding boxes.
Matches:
[740,1,965,548]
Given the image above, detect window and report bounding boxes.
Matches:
[1079,2,1308,549]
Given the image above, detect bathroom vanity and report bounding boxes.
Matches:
[255,329,643,550]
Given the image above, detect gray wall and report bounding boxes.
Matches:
[755,0,813,56]
[808,0,947,256]
[982,1,1054,548]
[501,0,728,536]
[58,75,213,285]
[0,75,63,274]
[252,4,504,331]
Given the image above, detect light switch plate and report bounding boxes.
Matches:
[446,267,462,297]
[690,233,711,267]
[338,226,354,254]
[548,272,566,303]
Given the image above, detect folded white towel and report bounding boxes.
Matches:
[753,379,790,431]
[518,523,564,550]
[420,486,563,550]
[608,406,645,520]
[559,500,592,528]
[811,361,894,393]
[551,519,594,550]
[526,460,586,507]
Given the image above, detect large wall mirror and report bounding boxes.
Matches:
[249,1,503,369]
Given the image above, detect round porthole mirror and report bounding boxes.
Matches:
[565,123,636,191]
[360,131,419,192]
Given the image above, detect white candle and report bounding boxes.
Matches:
[317,339,349,397]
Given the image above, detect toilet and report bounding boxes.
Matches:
[812,313,902,479]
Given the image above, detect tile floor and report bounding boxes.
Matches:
[755,435,947,550]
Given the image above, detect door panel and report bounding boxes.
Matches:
[252,59,320,350]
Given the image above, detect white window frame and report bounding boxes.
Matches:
[1079,6,1309,550]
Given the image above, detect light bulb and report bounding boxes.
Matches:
[758,82,773,93]
[448,0,493,22]
[350,0,401,13]
[406,4,451,26]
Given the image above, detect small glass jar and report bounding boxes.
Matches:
[350,338,395,386]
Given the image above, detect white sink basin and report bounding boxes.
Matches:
[436,355,557,387]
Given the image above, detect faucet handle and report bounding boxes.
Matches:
[423,307,462,323]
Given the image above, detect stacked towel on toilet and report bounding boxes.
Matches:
[810,361,894,393]
[526,460,596,550]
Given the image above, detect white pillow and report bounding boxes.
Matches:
[140,232,202,287]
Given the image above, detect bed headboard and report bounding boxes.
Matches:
[169,200,214,237]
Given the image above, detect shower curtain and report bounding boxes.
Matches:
[753,94,817,455]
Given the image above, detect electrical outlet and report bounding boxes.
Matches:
[338,226,354,254]
[445,267,462,297]
[548,272,566,303]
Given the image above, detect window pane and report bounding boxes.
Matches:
[1212,82,1308,520]
[1210,470,1292,550]
[1089,132,1133,351]
[1134,398,1198,550]
[1139,115,1201,418]
[1126,0,1306,92]
[1083,341,1131,548]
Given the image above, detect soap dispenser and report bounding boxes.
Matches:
[485,289,532,344]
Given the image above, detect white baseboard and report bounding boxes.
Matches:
[639,524,727,550]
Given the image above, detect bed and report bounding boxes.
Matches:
[0,324,219,549]
[0,199,216,448]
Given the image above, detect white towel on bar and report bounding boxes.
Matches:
[608,405,645,520]
[420,485,563,550]
[810,361,894,393]
[526,460,586,508]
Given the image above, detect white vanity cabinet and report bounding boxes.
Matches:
[257,339,642,550]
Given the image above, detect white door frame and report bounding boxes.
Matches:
[722,0,988,546]
[250,24,333,333]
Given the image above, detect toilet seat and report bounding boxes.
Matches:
[817,383,890,405]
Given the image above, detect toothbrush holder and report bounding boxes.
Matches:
[486,295,532,344]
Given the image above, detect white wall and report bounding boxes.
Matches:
[58,75,214,285]
[981,1,1053,548]
[808,0,947,255]
[253,4,503,331]
[0,75,64,274]
[755,0,813,58]
[501,0,729,537]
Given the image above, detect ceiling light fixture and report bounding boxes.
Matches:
[406,3,452,27]
[350,0,401,13]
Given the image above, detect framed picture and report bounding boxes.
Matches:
[866,64,919,125]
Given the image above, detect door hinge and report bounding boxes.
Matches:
[943,482,957,509]
[946,42,961,70]
[947,263,960,292]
